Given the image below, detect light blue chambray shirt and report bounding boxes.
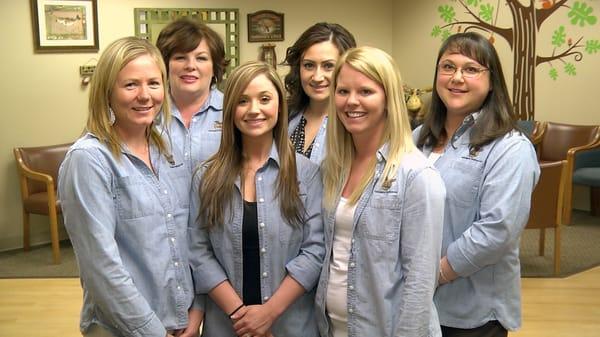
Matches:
[288,110,328,164]
[58,133,195,337]
[413,113,540,331]
[169,87,223,172]
[315,145,446,337]
[188,144,325,337]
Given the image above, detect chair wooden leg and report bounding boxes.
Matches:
[48,210,61,264]
[538,228,546,256]
[23,210,31,251]
[591,187,600,217]
[554,224,561,276]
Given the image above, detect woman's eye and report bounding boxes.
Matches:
[260,96,272,104]
[360,89,372,96]
[336,89,348,95]
[324,62,335,70]
[302,62,315,70]
[464,67,479,75]
[442,63,455,71]
[125,82,136,89]
[149,81,162,89]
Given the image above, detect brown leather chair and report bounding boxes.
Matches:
[13,143,72,264]
[525,161,566,275]
[537,122,600,225]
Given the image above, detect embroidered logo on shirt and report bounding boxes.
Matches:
[212,121,223,130]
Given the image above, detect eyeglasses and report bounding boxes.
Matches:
[437,62,489,79]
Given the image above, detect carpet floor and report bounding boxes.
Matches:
[1,211,598,279]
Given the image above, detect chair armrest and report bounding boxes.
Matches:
[530,121,547,146]
[15,156,55,185]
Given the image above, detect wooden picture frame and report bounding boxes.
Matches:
[247,10,284,42]
[30,0,99,53]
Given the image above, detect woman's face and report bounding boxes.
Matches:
[435,51,491,118]
[168,39,214,99]
[334,64,387,140]
[234,74,279,142]
[110,54,164,134]
[300,41,340,105]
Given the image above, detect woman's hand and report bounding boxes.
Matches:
[175,308,203,337]
[232,304,276,337]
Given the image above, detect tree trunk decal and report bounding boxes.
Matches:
[431,0,599,120]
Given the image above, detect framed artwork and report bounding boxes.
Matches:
[30,0,99,53]
[247,10,284,42]
[259,44,277,69]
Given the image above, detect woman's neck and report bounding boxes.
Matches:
[171,89,210,119]
[304,99,329,119]
[241,135,274,169]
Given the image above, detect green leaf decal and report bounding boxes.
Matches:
[549,68,558,80]
[480,4,494,22]
[551,26,566,47]
[431,25,442,37]
[466,0,480,6]
[568,2,597,27]
[441,29,452,41]
[585,40,600,53]
[439,5,456,23]
[564,63,576,76]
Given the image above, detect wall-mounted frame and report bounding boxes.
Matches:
[247,10,284,42]
[134,8,239,81]
[30,0,99,53]
[259,44,277,69]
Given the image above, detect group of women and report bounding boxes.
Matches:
[58,17,539,337]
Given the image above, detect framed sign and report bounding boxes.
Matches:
[30,0,99,53]
[247,10,284,42]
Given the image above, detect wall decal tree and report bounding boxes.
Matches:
[431,0,599,120]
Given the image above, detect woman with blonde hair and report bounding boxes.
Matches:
[58,37,201,337]
[316,46,445,337]
[188,61,324,337]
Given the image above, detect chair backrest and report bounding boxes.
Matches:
[539,122,600,162]
[14,143,72,194]
[526,161,565,229]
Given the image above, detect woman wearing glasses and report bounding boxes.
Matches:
[413,32,539,337]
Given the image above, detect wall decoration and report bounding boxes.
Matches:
[134,8,239,81]
[259,44,277,68]
[30,0,99,52]
[247,10,284,42]
[430,0,599,120]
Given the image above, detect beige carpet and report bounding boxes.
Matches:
[1,211,598,279]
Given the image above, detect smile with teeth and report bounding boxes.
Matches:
[132,106,153,112]
[345,111,366,118]
[245,118,266,125]
[181,75,198,83]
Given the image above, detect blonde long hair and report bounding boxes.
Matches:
[322,46,415,210]
[199,61,304,229]
[87,37,172,159]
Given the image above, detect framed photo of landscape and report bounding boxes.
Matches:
[31,0,99,52]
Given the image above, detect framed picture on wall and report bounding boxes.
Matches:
[247,10,284,42]
[30,0,99,53]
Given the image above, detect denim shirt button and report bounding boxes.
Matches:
[349,285,354,290]
[263,296,269,301]
[349,262,355,268]
[262,272,268,277]
[259,222,265,228]
[170,237,175,243]
[260,247,266,254]
[259,198,264,203]
[163,189,168,194]
[348,308,354,313]
[257,176,262,181]
[184,152,189,157]
[174,261,179,267]
[167,213,172,218]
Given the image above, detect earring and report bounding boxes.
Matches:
[108,107,116,125]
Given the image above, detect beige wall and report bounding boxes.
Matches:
[1,0,597,252]
[0,0,392,251]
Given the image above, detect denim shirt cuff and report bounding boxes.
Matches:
[446,243,480,276]
[286,260,320,291]
[191,294,206,311]
[127,313,166,337]
[193,267,228,294]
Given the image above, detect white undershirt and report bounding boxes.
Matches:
[326,197,357,337]
[427,151,443,165]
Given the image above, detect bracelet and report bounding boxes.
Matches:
[228,303,244,318]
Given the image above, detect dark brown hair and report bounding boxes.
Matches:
[416,32,517,152]
[156,17,229,87]
[283,22,356,114]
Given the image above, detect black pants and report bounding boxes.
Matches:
[442,321,508,337]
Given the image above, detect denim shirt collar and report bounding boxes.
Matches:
[450,111,480,148]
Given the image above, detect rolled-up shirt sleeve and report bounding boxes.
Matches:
[59,148,166,337]
[447,137,540,276]
[285,165,325,291]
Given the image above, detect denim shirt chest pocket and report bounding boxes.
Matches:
[200,122,222,158]
[359,182,403,242]
[446,156,484,208]
[165,161,191,208]
[115,175,159,219]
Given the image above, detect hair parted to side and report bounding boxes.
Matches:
[283,22,356,114]
[156,17,230,87]
[199,61,304,229]
[416,32,517,151]
[322,46,415,210]
[87,36,172,160]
